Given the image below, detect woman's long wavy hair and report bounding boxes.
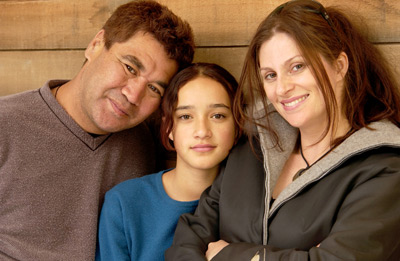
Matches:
[235,0,400,150]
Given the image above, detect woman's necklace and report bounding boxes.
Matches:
[299,145,310,168]
[292,143,335,181]
[292,144,310,181]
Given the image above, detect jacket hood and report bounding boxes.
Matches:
[256,105,400,243]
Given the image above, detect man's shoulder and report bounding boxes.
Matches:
[0,89,41,124]
[0,89,39,105]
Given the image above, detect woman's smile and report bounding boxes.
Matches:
[281,94,309,110]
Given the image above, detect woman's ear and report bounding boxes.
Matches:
[168,132,174,141]
[335,51,349,80]
[84,29,105,61]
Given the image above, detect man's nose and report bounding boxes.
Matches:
[121,77,147,106]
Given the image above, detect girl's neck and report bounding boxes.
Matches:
[162,165,218,202]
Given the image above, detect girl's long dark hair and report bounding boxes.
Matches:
[161,63,240,151]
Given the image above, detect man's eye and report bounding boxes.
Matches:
[148,84,162,96]
[126,65,137,75]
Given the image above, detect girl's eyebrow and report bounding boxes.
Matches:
[175,104,231,111]
[210,104,230,109]
[175,105,194,111]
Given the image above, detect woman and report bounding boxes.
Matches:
[96,63,240,260]
[165,1,400,260]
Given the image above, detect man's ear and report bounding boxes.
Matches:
[335,51,349,81]
[84,29,105,61]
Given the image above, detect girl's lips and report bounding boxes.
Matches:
[281,94,309,108]
[191,144,216,152]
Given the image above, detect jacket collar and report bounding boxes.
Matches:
[256,105,400,244]
[256,105,400,212]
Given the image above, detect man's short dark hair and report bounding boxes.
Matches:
[102,0,195,70]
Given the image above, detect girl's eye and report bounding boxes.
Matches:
[212,113,226,120]
[178,114,191,120]
[125,64,137,76]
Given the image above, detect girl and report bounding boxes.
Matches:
[96,63,239,260]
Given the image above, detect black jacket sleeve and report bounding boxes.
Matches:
[167,139,400,260]
[212,148,400,260]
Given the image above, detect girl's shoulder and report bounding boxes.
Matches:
[106,170,166,199]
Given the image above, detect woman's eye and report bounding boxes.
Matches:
[265,72,276,80]
[292,64,304,72]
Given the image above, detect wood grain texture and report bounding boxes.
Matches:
[0,0,399,95]
[0,50,84,96]
[0,0,114,50]
[0,0,399,50]
[1,44,398,96]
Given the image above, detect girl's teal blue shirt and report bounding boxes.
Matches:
[96,170,199,261]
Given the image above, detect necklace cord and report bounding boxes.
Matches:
[299,145,310,168]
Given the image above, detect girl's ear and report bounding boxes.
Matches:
[162,116,174,141]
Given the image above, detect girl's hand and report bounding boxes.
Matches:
[205,240,229,260]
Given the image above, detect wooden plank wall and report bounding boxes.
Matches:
[0,0,399,96]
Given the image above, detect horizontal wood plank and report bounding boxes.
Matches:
[0,0,111,50]
[164,0,400,46]
[0,50,84,96]
[0,0,399,50]
[1,44,399,96]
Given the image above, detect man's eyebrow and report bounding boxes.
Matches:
[123,55,145,71]
[122,55,168,90]
[156,81,168,90]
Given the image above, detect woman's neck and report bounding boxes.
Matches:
[299,116,350,165]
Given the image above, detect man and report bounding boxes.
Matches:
[0,1,194,260]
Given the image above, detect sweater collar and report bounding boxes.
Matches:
[40,80,112,150]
